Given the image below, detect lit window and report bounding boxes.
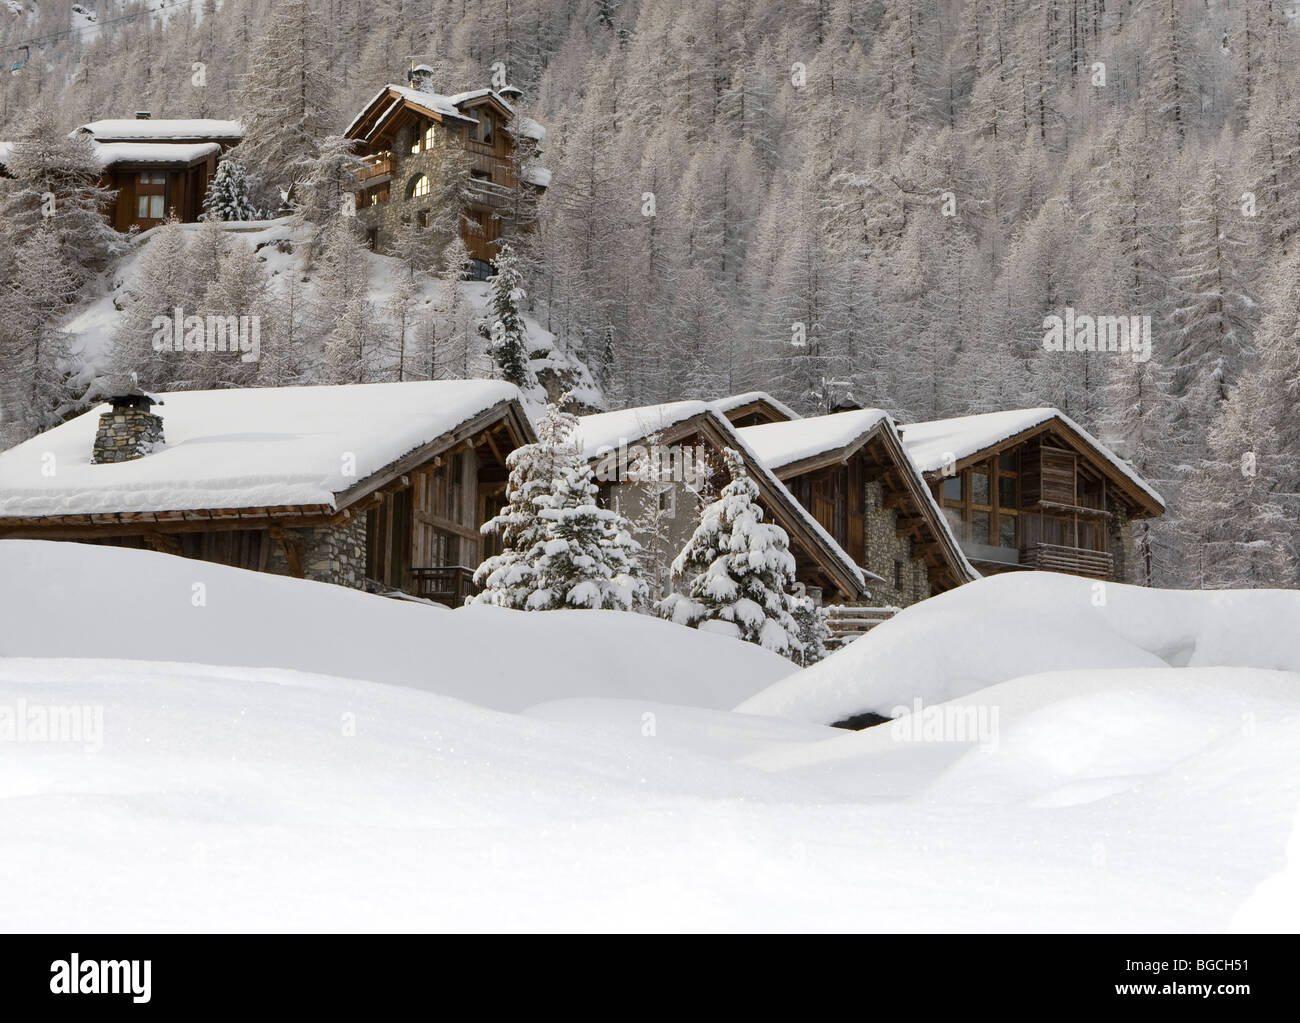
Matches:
[407,175,430,198]
[423,125,436,151]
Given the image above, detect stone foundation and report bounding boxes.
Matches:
[266,517,369,590]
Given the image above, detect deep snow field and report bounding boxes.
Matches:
[1,539,1298,932]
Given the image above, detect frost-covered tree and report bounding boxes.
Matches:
[485,243,533,389]
[236,0,337,204]
[658,449,805,659]
[790,595,831,667]
[530,454,646,611]
[203,158,258,221]
[473,403,581,608]
[0,105,121,287]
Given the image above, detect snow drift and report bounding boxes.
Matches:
[738,571,1300,723]
[0,540,794,712]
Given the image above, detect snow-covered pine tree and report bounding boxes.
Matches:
[626,432,680,606]
[657,449,805,659]
[485,243,534,389]
[314,222,379,384]
[472,403,579,608]
[202,158,258,221]
[109,217,195,390]
[790,595,831,667]
[529,448,646,611]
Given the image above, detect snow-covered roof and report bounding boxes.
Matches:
[575,401,871,593]
[346,84,544,143]
[710,391,800,422]
[738,409,891,471]
[0,381,524,519]
[523,166,552,188]
[574,401,710,460]
[77,118,242,141]
[91,141,221,167]
[899,408,1165,508]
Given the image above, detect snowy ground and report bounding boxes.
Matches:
[1,541,1297,931]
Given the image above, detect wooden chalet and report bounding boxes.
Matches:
[710,392,799,429]
[74,116,243,232]
[0,381,534,607]
[738,410,976,612]
[344,80,547,272]
[574,400,872,605]
[899,409,1166,583]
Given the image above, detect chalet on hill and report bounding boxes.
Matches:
[899,409,1166,583]
[737,410,976,610]
[344,76,548,274]
[0,380,534,606]
[573,397,875,607]
[75,115,243,232]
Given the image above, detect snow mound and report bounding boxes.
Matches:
[0,540,794,711]
[738,571,1300,723]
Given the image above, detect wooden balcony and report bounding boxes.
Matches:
[408,565,479,607]
[1020,543,1113,579]
[467,177,513,209]
[358,153,394,183]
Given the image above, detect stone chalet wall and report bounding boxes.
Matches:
[861,479,932,609]
[1107,501,1141,585]
[356,125,460,255]
[266,516,369,590]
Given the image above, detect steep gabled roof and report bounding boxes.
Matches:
[90,141,221,169]
[899,408,1165,516]
[344,84,527,144]
[711,391,800,426]
[0,381,534,529]
[575,403,874,601]
[738,411,978,591]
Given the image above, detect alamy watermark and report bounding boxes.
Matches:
[593,440,712,487]
[889,698,1000,752]
[152,306,261,363]
[1042,306,1151,363]
[0,699,103,752]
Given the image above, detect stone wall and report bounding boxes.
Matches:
[356,124,460,255]
[861,479,931,608]
[266,517,369,590]
[1108,502,1141,585]
[91,409,164,464]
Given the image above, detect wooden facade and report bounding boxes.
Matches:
[923,420,1164,582]
[586,410,871,605]
[764,422,974,600]
[0,399,534,607]
[100,154,218,232]
[346,85,545,269]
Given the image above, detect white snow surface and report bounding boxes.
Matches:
[900,407,1165,507]
[710,390,800,421]
[0,380,522,517]
[739,571,1300,723]
[77,119,242,141]
[0,540,794,712]
[90,141,221,166]
[738,408,890,470]
[1,543,1297,930]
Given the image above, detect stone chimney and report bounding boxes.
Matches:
[91,377,164,464]
[499,84,523,103]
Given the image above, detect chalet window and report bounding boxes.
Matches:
[136,171,166,219]
[423,124,437,152]
[894,560,904,591]
[410,123,423,154]
[941,475,962,501]
[418,209,431,228]
[480,109,494,145]
[407,174,431,198]
[658,488,676,516]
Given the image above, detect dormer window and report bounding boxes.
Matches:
[480,109,494,145]
[468,107,494,144]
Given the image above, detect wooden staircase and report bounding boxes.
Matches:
[824,604,899,649]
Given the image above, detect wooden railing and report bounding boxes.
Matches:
[408,566,479,606]
[358,154,394,182]
[1021,543,1113,579]
[467,177,513,209]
